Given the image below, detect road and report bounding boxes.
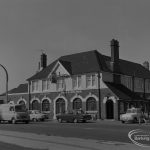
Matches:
[0,120,149,150]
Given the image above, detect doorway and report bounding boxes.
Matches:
[106,99,114,119]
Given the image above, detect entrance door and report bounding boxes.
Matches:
[106,99,114,119]
[56,98,65,114]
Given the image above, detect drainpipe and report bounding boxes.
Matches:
[0,64,9,103]
[98,72,101,119]
[28,81,31,110]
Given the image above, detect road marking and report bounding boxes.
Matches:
[0,130,149,150]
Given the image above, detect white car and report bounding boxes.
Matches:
[28,110,45,122]
[120,108,145,123]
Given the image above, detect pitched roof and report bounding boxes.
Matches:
[105,82,143,100]
[59,50,104,74]
[26,49,150,81]
[104,55,150,78]
[27,60,57,81]
[27,50,105,81]
[0,83,28,96]
[8,83,28,94]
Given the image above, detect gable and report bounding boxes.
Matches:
[49,61,70,77]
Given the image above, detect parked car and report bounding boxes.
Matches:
[56,109,92,123]
[0,104,30,124]
[28,110,45,122]
[120,108,146,123]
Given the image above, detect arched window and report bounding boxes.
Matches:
[19,100,26,106]
[56,98,65,114]
[32,100,40,110]
[42,99,50,111]
[73,98,82,110]
[86,97,97,111]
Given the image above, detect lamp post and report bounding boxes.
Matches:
[0,64,8,103]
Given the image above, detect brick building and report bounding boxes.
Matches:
[1,39,150,120]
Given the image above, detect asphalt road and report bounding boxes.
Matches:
[0,142,38,150]
[0,120,149,144]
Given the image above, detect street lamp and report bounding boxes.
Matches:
[0,64,8,103]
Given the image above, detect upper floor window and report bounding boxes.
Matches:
[121,75,132,90]
[47,79,51,90]
[72,75,82,89]
[42,79,51,91]
[135,78,144,90]
[32,80,39,92]
[57,78,65,90]
[42,80,47,91]
[86,74,96,88]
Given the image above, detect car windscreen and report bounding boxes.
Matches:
[15,105,26,112]
[127,109,140,113]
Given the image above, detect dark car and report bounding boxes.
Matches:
[56,109,92,123]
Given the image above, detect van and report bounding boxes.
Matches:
[0,104,30,124]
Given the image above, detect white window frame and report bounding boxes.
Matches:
[31,80,39,92]
[42,78,51,91]
[72,75,82,89]
[86,74,96,88]
[57,78,65,91]
[42,79,47,91]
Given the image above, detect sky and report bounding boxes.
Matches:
[0,0,150,93]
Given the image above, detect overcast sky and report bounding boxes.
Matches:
[0,0,150,93]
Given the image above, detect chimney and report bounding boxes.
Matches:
[110,39,120,84]
[40,52,47,69]
[110,39,119,72]
[111,39,119,63]
[143,61,149,70]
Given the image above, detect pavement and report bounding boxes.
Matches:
[0,130,149,150]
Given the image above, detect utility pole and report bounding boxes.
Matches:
[0,64,8,103]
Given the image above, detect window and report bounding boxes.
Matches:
[135,78,144,90]
[92,75,96,86]
[32,100,40,110]
[47,79,51,90]
[42,79,51,91]
[121,75,132,90]
[42,99,50,111]
[72,76,77,89]
[72,75,82,89]
[86,74,96,88]
[32,81,39,92]
[86,97,97,111]
[57,78,65,90]
[56,98,65,114]
[145,79,150,92]
[19,100,26,106]
[73,98,82,110]
[42,80,47,91]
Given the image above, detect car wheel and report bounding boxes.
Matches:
[33,118,37,122]
[133,118,137,123]
[74,119,78,123]
[58,118,62,123]
[121,121,125,123]
[25,121,29,124]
